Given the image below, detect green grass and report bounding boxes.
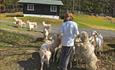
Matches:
[1,13,115,30]
[0,12,62,26]
[74,14,115,30]
[0,29,32,45]
[0,42,12,48]
[0,29,42,48]
[20,16,63,27]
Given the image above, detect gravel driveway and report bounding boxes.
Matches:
[50,26,115,38]
[79,28,115,38]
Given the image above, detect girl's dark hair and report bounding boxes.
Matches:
[64,12,73,22]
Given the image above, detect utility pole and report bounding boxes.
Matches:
[72,0,75,12]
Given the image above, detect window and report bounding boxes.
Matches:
[50,6,57,12]
[27,4,34,11]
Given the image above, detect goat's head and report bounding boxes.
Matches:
[75,34,81,42]
[53,33,61,41]
[51,33,61,48]
[92,31,99,37]
[42,21,51,27]
[80,31,89,43]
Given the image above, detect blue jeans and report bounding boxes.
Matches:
[59,46,73,70]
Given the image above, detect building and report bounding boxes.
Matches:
[18,0,63,19]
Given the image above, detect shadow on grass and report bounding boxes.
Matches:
[31,37,44,43]
[102,49,115,56]
[18,52,86,70]
[12,25,18,28]
[18,52,40,70]
[107,44,115,48]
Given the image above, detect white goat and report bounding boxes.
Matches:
[42,21,51,40]
[27,20,37,31]
[39,39,52,70]
[13,17,26,27]
[80,31,98,70]
[89,31,104,55]
[39,34,61,70]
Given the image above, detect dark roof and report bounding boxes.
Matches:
[18,0,63,5]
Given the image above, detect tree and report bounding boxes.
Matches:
[3,0,20,12]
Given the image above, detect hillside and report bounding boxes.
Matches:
[0,13,115,70]
[74,14,115,30]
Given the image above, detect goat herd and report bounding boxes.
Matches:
[13,17,104,70]
[14,17,38,31]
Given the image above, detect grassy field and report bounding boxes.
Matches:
[0,13,115,49]
[1,13,115,30]
[0,13,115,50]
[74,14,115,30]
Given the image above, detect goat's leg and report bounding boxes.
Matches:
[47,61,50,68]
[44,32,47,40]
[52,49,58,63]
[45,59,50,70]
[50,52,55,63]
[69,51,75,69]
[76,58,80,67]
[29,27,31,31]
[46,36,48,40]
[20,23,23,28]
[99,47,103,56]
[40,53,44,70]
[56,48,62,64]
[40,60,44,70]
[46,52,51,70]
[35,25,37,29]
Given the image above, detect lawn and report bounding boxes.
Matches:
[0,13,115,30]
[74,14,115,30]
[0,29,43,48]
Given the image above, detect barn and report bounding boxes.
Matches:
[18,0,63,19]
